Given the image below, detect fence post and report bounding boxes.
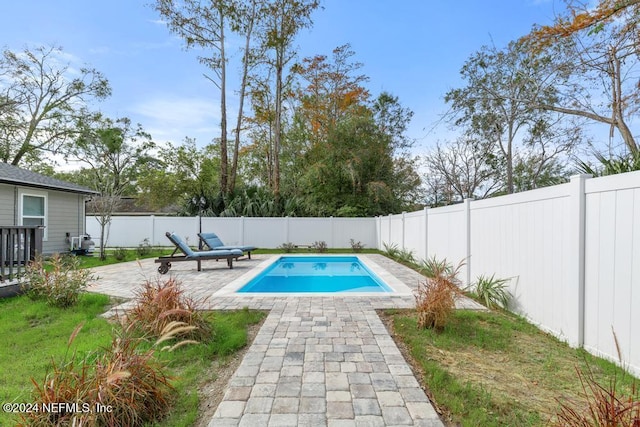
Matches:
[240,216,245,246]
[570,174,590,347]
[424,207,429,261]
[330,216,334,248]
[401,212,406,250]
[464,198,473,287]
[150,215,155,246]
[285,216,290,244]
[388,213,392,246]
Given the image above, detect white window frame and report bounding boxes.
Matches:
[18,189,48,241]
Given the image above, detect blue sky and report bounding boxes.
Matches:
[1,0,567,155]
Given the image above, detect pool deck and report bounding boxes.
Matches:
[87,254,485,426]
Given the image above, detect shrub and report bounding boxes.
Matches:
[311,240,328,253]
[350,239,364,252]
[126,277,212,342]
[22,254,93,308]
[278,242,296,253]
[472,274,511,309]
[136,238,152,257]
[112,247,128,261]
[382,242,400,258]
[22,323,175,427]
[382,242,415,264]
[419,256,454,278]
[415,259,464,330]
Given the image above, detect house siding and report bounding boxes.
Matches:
[0,183,87,254]
[0,184,16,224]
[45,191,87,254]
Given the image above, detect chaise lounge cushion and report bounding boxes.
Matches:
[198,232,257,253]
[169,233,242,258]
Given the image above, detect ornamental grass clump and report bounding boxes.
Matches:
[22,254,93,308]
[21,323,175,427]
[126,276,212,342]
[415,259,464,330]
[553,333,640,427]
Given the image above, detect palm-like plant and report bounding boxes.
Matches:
[576,151,640,177]
[472,274,511,309]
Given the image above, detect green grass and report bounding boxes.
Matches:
[73,248,173,269]
[253,247,381,254]
[73,247,377,269]
[152,307,266,427]
[0,293,114,425]
[0,294,265,426]
[384,308,639,426]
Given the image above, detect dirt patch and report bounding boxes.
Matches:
[193,320,264,426]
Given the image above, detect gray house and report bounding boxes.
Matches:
[0,162,98,255]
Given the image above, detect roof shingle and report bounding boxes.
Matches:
[0,162,98,195]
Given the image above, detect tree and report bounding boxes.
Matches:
[0,45,110,166]
[292,43,370,145]
[257,0,321,201]
[72,117,155,259]
[228,0,261,193]
[525,0,640,47]
[296,106,421,216]
[155,0,261,195]
[445,41,578,194]
[372,92,415,154]
[523,0,640,153]
[424,137,503,203]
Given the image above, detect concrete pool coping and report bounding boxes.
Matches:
[213,254,415,298]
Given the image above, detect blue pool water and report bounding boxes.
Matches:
[237,256,392,293]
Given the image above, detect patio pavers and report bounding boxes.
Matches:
[88,254,484,426]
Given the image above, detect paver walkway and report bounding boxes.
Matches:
[87,254,485,426]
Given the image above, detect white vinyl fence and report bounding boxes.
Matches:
[86,216,377,250]
[378,172,640,377]
[86,172,640,376]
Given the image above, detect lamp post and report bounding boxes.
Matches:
[193,196,206,250]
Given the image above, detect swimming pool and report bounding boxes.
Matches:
[236,256,392,293]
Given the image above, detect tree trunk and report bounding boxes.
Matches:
[274,57,283,202]
[230,1,256,194]
[219,12,229,195]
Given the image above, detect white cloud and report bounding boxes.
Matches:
[131,97,222,145]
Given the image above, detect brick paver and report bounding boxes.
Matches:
[88,254,485,426]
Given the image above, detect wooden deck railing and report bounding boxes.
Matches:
[0,226,43,282]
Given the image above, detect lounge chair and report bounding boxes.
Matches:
[198,232,257,259]
[155,232,243,274]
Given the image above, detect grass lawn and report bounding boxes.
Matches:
[0,293,265,426]
[73,248,173,269]
[73,247,378,269]
[382,308,639,426]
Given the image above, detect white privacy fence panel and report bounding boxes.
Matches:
[87,216,376,249]
[469,183,576,343]
[243,217,288,248]
[374,172,640,376]
[426,204,467,269]
[583,173,640,375]
[403,211,427,261]
[86,171,640,376]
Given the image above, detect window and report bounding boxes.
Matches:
[20,191,47,240]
